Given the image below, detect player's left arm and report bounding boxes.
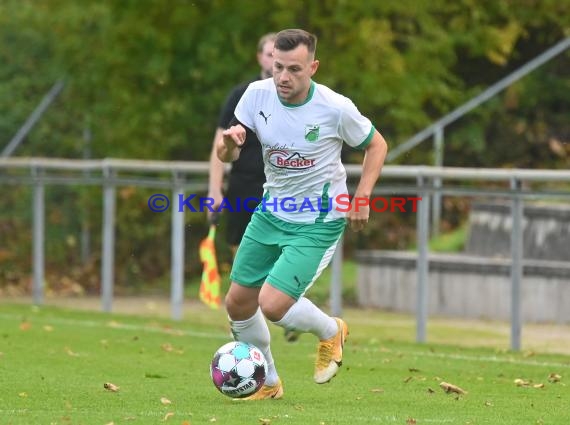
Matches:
[347,130,388,232]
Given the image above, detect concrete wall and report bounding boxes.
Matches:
[356,250,570,324]
[466,202,570,261]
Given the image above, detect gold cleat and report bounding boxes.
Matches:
[313,318,348,384]
[238,379,284,400]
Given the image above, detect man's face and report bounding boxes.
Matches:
[272,44,319,104]
[257,41,275,79]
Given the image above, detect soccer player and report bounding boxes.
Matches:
[217,29,388,400]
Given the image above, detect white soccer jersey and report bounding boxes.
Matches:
[234,78,374,224]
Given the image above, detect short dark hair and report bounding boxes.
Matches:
[275,29,317,54]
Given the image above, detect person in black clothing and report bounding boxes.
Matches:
[207,33,276,255]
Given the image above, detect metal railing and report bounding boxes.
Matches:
[2,80,66,158]
[387,37,570,236]
[2,157,570,351]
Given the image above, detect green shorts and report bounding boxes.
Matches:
[230,211,346,300]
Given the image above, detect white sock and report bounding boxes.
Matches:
[274,297,338,340]
[229,308,279,386]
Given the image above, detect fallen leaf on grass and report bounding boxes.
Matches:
[107,320,121,328]
[181,421,191,425]
[409,368,420,372]
[259,419,271,425]
[439,381,467,395]
[209,418,217,423]
[160,397,172,405]
[406,418,417,425]
[514,378,530,387]
[548,373,562,383]
[145,373,167,379]
[403,376,413,383]
[160,343,185,354]
[19,321,31,331]
[163,412,174,421]
[370,388,384,393]
[64,347,79,357]
[533,383,545,389]
[104,382,120,392]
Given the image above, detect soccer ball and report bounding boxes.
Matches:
[210,341,267,398]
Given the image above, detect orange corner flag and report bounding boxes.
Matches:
[199,224,221,309]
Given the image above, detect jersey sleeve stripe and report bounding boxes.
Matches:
[355,126,375,150]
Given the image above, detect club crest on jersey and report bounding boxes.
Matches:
[268,150,316,170]
[304,124,320,142]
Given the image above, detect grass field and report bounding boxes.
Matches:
[1,302,569,425]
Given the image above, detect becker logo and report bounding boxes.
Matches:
[268,150,316,170]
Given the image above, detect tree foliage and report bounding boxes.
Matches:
[2,0,568,162]
[0,0,568,290]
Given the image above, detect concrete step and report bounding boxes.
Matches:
[355,250,570,324]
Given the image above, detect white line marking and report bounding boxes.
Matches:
[0,313,228,340]
[2,313,569,368]
[407,350,570,369]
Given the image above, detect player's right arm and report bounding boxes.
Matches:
[216,122,246,163]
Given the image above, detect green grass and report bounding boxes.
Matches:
[429,224,468,253]
[1,303,569,424]
[408,224,468,253]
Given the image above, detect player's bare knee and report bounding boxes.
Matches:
[226,285,260,320]
[224,292,238,317]
[258,303,282,322]
[258,298,290,322]
[225,292,245,319]
[258,285,295,322]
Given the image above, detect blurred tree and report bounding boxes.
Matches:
[0,0,568,291]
